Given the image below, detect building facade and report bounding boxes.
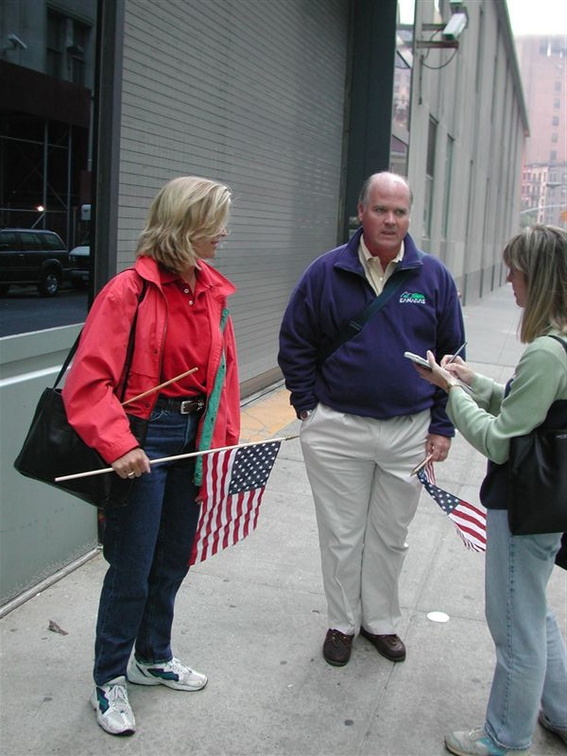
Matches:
[516,35,567,229]
[0,0,528,605]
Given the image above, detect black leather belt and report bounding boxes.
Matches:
[155,395,206,415]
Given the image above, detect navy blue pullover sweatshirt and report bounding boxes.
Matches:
[278,228,465,437]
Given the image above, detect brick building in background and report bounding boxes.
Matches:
[516,35,567,228]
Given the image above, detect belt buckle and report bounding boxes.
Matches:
[180,400,193,414]
[180,398,204,414]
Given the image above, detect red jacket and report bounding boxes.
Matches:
[62,256,240,468]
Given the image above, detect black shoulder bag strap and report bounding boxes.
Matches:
[54,274,147,394]
[548,334,567,354]
[318,264,418,365]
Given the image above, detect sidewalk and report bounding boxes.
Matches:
[1,286,565,756]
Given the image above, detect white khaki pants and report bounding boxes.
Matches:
[300,403,430,636]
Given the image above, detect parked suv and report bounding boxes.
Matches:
[0,228,70,297]
[69,244,90,288]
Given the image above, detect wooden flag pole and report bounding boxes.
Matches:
[55,435,300,483]
[410,453,433,476]
[121,367,198,406]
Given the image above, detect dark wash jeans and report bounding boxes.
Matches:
[93,407,201,686]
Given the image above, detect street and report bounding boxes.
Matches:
[0,285,88,337]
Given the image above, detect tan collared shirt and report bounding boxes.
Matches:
[358,237,405,295]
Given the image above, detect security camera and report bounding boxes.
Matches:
[8,34,27,50]
[442,11,468,41]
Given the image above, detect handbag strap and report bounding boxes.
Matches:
[318,263,418,364]
[548,334,567,356]
[118,278,147,402]
[52,334,83,389]
[53,274,147,391]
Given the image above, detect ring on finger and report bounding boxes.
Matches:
[127,471,135,478]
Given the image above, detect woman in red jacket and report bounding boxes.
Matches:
[63,176,240,737]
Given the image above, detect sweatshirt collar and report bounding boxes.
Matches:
[336,227,423,275]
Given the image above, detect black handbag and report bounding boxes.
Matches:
[14,279,148,508]
[555,533,567,570]
[507,336,567,536]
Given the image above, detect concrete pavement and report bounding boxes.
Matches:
[1,285,566,756]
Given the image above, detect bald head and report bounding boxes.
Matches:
[358,172,413,208]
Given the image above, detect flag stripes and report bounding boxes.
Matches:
[190,441,281,565]
[417,462,487,552]
[447,503,487,552]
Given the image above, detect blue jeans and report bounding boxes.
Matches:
[484,509,567,750]
[93,407,201,686]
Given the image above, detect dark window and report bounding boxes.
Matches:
[46,8,89,85]
[424,117,438,238]
[442,136,454,239]
[46,9,65,78]
[43,232,65,250]
[0,231,17,250]
[20,232,41,251]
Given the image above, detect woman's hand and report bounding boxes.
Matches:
[111,447,151,479]
[440,354,475,387]
[413,351,475,393]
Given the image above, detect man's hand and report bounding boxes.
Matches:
[425,434,451,462]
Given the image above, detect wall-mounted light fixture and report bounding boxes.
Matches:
[8,33,27,50]
[3,33,28,56]
[31,206,46,229]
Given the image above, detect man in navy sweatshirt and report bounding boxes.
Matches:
[278,172,465,667]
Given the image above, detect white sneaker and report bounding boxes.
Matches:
[445,727,529,755]
[127,655,208,691]
[91,676,136,736]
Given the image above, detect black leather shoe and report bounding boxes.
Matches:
[360,627,406,661]
[323,628,354,666]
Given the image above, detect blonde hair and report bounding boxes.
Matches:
[502,224,567,342]
[136,176,231,271]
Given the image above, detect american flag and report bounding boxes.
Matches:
[417,462,487,552]
[190,440,282,565]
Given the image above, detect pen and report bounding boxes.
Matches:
[446,341,467,364]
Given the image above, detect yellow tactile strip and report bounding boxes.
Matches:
[239,386,297,443]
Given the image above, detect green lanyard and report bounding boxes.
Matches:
[193,307,230,486]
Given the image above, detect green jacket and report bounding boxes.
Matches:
[447,330,567,465]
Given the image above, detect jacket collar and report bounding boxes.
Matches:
[134,255,237,298]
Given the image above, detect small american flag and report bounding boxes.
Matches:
[417,462,487,552]
[190,440,282,565]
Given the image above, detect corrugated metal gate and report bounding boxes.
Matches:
[118,0,351,392]
[0,0,353,606]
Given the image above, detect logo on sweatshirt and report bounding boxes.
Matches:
[399,291,426,304]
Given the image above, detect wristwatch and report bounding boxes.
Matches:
[299,409,314,420]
